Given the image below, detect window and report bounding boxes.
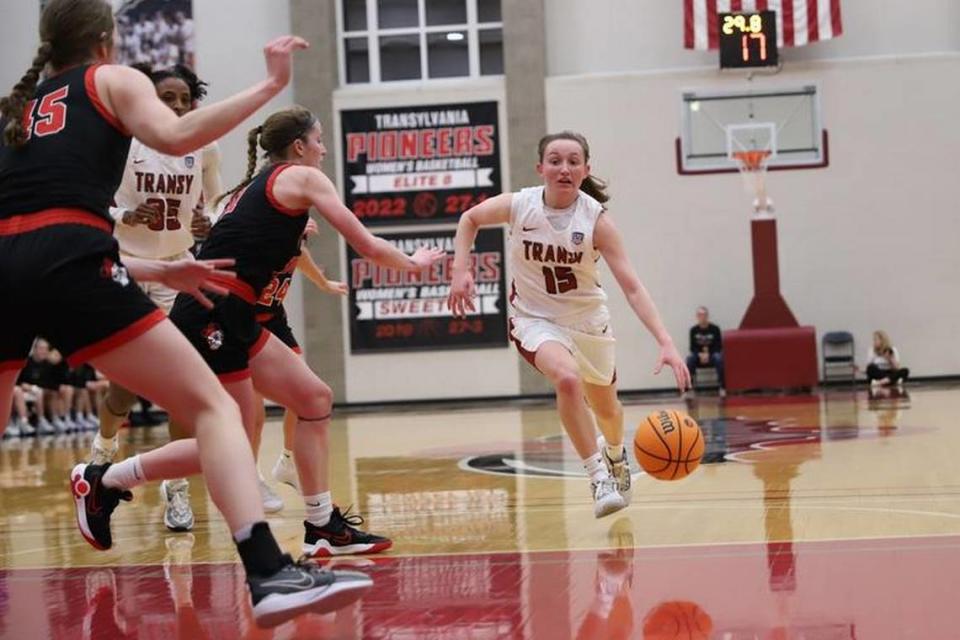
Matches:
[338,0,503,84]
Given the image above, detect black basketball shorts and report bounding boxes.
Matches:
[0,210,164,374]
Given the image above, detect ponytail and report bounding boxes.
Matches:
[214,106,317,208]
[1,42,54,148]
[580,175,609,204]
[215,125,262,207]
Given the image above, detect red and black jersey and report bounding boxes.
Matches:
[254,234,307,320]
[199,163,308,303]
[0,64,131,221]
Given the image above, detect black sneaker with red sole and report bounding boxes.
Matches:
[70,463,133,550]
[302,506,392,557]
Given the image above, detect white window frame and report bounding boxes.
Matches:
[336,0,504,85]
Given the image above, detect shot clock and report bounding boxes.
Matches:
[719,11,779,69]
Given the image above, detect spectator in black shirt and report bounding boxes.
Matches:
[686,306,725,395]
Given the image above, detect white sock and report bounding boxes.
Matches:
[101,454,145,490]
[232,523,255,543]
[583,452,607,482]
[281,449,293,459]
[604,442,625,462]
[304,492,333,527]
[94,433,118,451]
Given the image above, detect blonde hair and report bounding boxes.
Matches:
[873,330,892,353]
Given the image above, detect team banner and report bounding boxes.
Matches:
[341,102,502,226]
[348,228,508,352]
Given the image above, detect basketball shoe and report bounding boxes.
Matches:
[271,453,300,492]
[258,474,284,513]
[70,463,133,550]
[591,476,626,519]
[90,435,118,465]
[302,506,393,557]
[248,557,373,628]
[162,479,195,532]
[598,435,632,504]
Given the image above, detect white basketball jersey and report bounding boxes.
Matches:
[508,186,608,324]
[113,139,204,259]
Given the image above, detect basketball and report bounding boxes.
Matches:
[633,410,704,481]
[642,601,713,640]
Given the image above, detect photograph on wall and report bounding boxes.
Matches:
[341,101,502,226]
[348,228,508,353]
[114,0,195,68]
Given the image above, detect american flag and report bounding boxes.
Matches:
[683,0,843,50]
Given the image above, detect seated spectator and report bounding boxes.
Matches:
[4,386,34,438]
[45,347,78,432]
[866,330,909,387]
[67,364,101,431]
[686,306,725,396]
[17,339,57,435]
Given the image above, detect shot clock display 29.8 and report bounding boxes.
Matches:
[718,11,779,69]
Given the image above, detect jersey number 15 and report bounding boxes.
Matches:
[542,266,578,294]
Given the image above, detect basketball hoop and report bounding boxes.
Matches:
[733,149,773,217]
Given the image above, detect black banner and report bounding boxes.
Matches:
[348,228,508,353]
[341,101,501,226]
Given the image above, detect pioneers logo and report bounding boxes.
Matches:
[460,416,907,479]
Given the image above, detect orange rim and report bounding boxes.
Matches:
[732,150,771,171]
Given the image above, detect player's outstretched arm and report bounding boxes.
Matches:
[594,213,691,391]
[297,249,347,296]
[101,36,308,156]
[300,168,443,271]
[447,194,512,318]
[124,257,236,310]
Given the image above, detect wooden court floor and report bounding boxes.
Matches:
[1,382,958,638]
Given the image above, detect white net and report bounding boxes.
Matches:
[733,150,772,217]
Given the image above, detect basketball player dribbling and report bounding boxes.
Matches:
[169,105,443,557]
[0,0,370,627]
[448,131,691,518]
[90,62,223,534]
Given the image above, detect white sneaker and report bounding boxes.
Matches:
[271,454,300,492]
[258,476,284,513]
[4,421,20,438]
[83,414,100,431]
[162,479,195,532]
[36,416,56,435]
[591,476,627,519]
[18,419,35,436]
[598,436,632,505]
[90,437,118,465]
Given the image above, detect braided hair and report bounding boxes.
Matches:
[215,106,317,207]
[1,0,114,148]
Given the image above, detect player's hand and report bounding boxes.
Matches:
[654,341,692,392]
[121,202,162,227]
[408,246,445,269]
[191,211,212,238]
[318,276,348,296]
[263,35,309,90]
[447,269,477,319]
[304,217,319,237]
[160,258,236,309]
